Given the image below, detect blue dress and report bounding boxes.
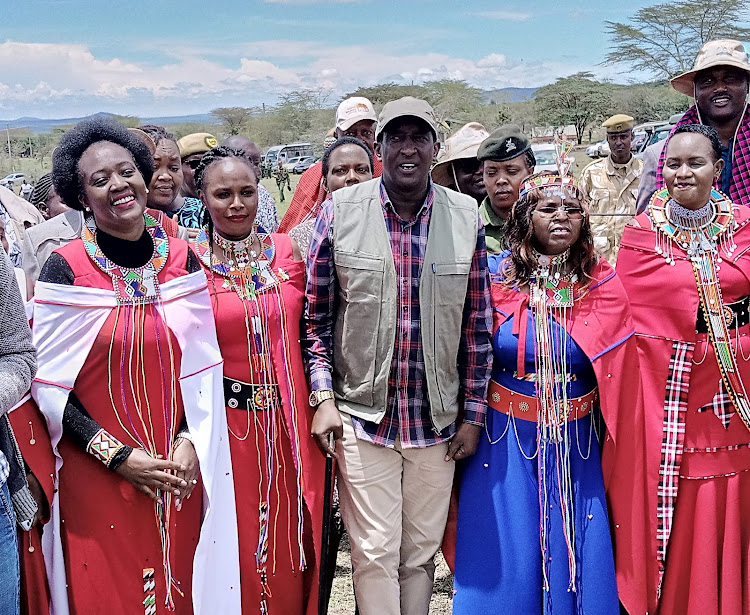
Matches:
[452,255,619,615]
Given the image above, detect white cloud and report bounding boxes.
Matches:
[474,10,531,21]
[0,40,594,119]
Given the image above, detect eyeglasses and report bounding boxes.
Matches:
[534,204,585,219]
[185,159,202,170]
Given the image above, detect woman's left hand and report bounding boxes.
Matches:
[172,437,200,511]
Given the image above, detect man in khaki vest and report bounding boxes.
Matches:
[580,114,643,264]
[305,97,493,615]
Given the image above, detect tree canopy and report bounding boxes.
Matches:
[533,73,613,144]
[604,0,750,78]
[211,107,253,135]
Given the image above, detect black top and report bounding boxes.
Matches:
[38,228,197,470]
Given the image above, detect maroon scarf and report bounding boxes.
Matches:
[655,104,750,205]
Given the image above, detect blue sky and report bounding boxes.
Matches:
[1,0,659,119]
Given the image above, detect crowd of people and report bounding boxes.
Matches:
[0,37,749,615]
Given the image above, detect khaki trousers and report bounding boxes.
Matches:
[336,413,455,615]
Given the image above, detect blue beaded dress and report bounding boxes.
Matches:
[452,253,619,615]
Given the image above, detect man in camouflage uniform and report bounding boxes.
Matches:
[274,161,292,203]
[580,114,643,264]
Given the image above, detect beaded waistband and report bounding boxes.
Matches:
[223,377,279,412]
[487,380,597,423]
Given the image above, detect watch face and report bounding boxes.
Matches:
[309,391,319,406]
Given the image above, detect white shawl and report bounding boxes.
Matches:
[31,271,241,615]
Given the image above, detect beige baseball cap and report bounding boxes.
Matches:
[335,97,377,132]
[671,39,750,97]
[431,122,489,186]
[375,97,438,141]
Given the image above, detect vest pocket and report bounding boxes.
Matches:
[333,251,385,406]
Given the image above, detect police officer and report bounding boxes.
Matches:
[580,114,643,264]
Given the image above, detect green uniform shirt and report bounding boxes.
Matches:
[478,197,507,254]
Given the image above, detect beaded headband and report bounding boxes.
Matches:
[519,174,583,199]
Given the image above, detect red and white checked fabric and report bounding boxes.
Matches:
[699,378,736,430]
[657,340,694,594]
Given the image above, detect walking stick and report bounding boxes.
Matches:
[318,433,335,615]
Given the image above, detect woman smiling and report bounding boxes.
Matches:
[32,117,238,614]
[192,146,324,614]
[618,124,750,614]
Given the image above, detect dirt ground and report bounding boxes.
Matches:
[327,534,453,615]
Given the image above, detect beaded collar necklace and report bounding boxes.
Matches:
[195,225,283,298]
[82,212,169,304]
[649,187,750,433]
[650,187,736,264]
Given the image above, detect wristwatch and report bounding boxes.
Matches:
[309,389,335,407]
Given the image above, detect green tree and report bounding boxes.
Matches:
[423,79,484,126]
[611,83,689,123]
[110,114,141,128]
[342,83,429,107]
[211,107,253,135]
[533,73,613,144]
[604,0,750,78]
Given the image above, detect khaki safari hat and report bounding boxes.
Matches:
[671,39,750,97]
[431,122,489,186]
[601,114,634,133]
[178,132,218,159]
[335,97,377,132]
[375,97,438,141]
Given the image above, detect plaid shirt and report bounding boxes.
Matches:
[656,104,750,205]
[305,180,492,448]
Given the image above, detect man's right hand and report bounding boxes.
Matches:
[311,399,343,457]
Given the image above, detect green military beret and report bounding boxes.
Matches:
[477,124,533,162]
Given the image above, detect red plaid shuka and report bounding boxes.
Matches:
[278,157,382,233]
[657,341,693,594]
[656,104,750,205]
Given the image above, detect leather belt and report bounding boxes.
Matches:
[487,380,597,423]
[223,377,279,412]
[696,296,750,334]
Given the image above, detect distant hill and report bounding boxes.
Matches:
[482,87,538,104]
[0,112,216,134]
[1,89,536,134]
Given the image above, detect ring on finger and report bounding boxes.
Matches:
[191,479,198,485]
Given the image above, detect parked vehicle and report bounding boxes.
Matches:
[0,173,25,187]
[585,140,610,158]
[293,156,316,174]
[282,157,303,171]
[531,144,575,173]
[265,142,314,168]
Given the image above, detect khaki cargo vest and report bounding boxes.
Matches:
[331,179,478,432]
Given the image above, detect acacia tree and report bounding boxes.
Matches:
[342,83,429,107]
[211,107,253,135]
[533,73,613,144]
[604,0,750,79]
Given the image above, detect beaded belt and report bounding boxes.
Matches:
[487,380,597,423]
[223,377,279,412]
[696,295,750,334]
